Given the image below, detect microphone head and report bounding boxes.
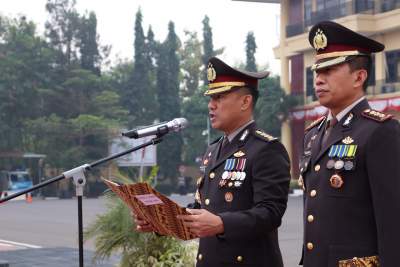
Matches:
[170,118,189,132]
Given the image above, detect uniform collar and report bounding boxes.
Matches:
[225,119,254,143]
[327,96,366,122]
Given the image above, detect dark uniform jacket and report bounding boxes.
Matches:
[194,122,291,267]
[299,99,400,267]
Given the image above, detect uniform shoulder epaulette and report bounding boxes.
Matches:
[305,116,326,132]
[362,109,393,122]
[254,129,277,142]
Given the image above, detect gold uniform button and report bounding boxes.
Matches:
[314,164,321,172]
[307,215,314,222]
[307,242,314,250]
[236,256,243,262]
[310,190,317,197]
[209,172,215,179]
[198,254,203,260]
[205,199,210,205]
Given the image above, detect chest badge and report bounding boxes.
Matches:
[330,174,344,189]
[225,192,233,202]
[234,151,245,157]
[343,113,354,127]
[240,129,249,141]
[342,136,354,144]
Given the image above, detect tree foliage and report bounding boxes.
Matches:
[156,22,183,180]
[201,16,224,85]
[245,31,257,72]
[0,5,298,265]
[180,31,202,98]
[256,76,298,137]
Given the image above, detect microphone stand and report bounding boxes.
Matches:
[0,134,165,267]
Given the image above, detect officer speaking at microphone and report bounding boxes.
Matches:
[299,21,400,267]
[177,57,291,267]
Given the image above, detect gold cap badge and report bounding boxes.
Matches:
[313,28,328,51]
[207,63,216,82]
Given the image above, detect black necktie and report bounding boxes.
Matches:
[218,137,230,159]
[321,117,338,147]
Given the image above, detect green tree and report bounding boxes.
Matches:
[45,0,80,67]
[201,16,224,85]
[181,87,215,165]
[180,30,202,98]
[201,16,214,85]
[78,11,101,74]
[245,31,257,72]
[156,21,182,181]
[0,16,54,151]
[121,9,156,127]
[255,76,298,137]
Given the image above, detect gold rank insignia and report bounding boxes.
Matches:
[195,190,201,203]
[342,136,354,144]
[305,116,326,132]
[234,150,245,157]
[196,176,203,186]
[362,109,393,122]
[207,63,216,82]
[313,28,328,51]
[255,130,277,141]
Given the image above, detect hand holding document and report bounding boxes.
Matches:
[102,178,196,240]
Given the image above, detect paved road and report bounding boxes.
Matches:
[0,194,303,266]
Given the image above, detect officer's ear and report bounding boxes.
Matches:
[352,68,368,90]
[240,94,253,112]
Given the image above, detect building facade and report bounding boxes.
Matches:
[235,0,400,177]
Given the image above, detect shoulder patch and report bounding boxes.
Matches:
[362,109,393,122]
[305,116,326,132]
[254,129,277,142]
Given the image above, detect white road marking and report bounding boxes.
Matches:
[0,239,42,249]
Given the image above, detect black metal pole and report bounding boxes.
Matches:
[0,135,165,267]
[78,195,84,267]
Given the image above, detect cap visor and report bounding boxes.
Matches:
[312,56,352,71]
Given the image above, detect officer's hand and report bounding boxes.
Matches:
[177,208,224,238]
[131,211,154,233]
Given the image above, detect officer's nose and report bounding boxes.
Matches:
[314,72,325,87]
[208,98,216,111]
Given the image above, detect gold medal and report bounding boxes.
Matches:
[225,192,233,202]
[330,174,344,188]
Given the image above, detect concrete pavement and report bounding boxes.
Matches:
[0,195,303,266]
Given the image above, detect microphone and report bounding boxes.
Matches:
[122,118,188,139]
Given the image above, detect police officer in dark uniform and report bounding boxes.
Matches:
[178,57,291,267]
[299,21,400,267]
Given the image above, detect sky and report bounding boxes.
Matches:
[1,0,281,74]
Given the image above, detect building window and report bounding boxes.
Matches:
[355,0,374,13]
[386,49,400,83]
[304,0,312,25]
[305,67,317,103]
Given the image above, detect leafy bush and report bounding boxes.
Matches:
[84,167,197,266]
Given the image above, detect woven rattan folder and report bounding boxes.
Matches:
[103,179,196,240]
